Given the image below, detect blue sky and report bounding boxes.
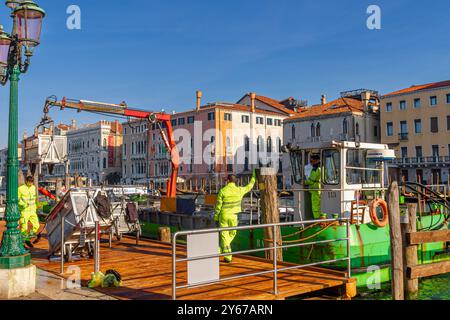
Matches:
[0,0,449,147]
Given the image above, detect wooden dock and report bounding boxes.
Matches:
[1,222,356,300]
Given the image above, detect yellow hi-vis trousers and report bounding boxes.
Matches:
[20,211,40,240]
[219,213,238,262]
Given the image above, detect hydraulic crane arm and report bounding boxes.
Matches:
[43,96,179,198]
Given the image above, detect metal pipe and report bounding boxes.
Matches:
[257,198,260,224]
[173,217,348,237]
[175,237,349,263]
[279,187,387,192]
[175,257,351,291]
[60,215,65,274]
[273,257,350,274]
[175,268,277,290]
[345,166,382,172]
[346,220,351,278]
[94,221,100,273]
[172,233,177,300]
[171,217,353,295]
[273,225,278,295]
[250,192,253,225]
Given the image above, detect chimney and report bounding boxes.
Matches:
[361,91,371,111]
[196,90,202,112]
[321,94,327,105]
[23,130,27,141]
[71,119,77,129]
[111,120,118,133]
[250,92,256,113]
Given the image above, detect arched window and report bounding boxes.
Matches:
[316,123,321,137]
[343,118,348,134]
[291,125,296,139]
[244,157,249,171]
[277,137,282,153]
[103,157,107,169]
[267,137,272,154]
[356,123,360,135]
[311,123,315,137]
[226,136,231,154]
[244,135,250,152]
[257,136,264,153]
[103,138,107,148]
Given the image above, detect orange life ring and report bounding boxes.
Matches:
[369,199,389,228]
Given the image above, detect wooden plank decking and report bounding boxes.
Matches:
[1,222,355,300]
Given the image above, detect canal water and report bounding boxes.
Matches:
[357,273,450,300]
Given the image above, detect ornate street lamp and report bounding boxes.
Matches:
[0,0,45,270]
[5,0,22,10]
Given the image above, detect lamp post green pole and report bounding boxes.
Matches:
[0,65,29,269]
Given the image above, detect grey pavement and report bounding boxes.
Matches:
[3,268,117,300]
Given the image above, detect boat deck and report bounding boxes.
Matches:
[1,222,355,300]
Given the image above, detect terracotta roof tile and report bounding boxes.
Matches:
[57,124,70,130]
[255,95,297,115]
[383,80,450,97]
[285,98,364,122]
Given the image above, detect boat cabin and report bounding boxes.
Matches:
[286,141,395,222]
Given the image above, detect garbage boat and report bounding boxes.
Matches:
[139,140,449,288]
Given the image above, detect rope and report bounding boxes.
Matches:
[280,222,339,244]
[263,221,339,245]
[279,222,321,239]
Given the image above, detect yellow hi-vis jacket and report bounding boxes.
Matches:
[18,184,37,215]
[214,171,256,221]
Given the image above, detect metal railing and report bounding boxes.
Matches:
[393,156,450,165]
[171,217,351,300]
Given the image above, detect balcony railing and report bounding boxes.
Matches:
[398,133,409,141]
[392,156,450,166]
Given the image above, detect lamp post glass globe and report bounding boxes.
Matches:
[0,25,12,69]
[13,0,45,49]
[5,0,22,10]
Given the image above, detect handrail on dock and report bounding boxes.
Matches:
[171,217,351,300]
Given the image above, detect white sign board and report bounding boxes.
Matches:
[187,232,219,285]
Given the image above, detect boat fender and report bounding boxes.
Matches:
[369,199,389,228]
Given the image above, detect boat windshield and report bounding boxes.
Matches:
[290,151,303,184]
[323,149,340,185]
[346,149,381,185]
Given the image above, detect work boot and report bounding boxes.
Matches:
[32,233,42,244]
[223,258,232,264]
[24,240,34,249]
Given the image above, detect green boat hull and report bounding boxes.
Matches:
[141,213,449,288]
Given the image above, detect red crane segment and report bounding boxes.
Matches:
[43,96,179,198]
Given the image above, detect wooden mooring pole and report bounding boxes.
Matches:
[256,167,283,262]
[402,203,418,299]
[158,227,171,244]
[387,181,404,300]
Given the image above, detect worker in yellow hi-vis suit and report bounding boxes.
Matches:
[18,176,39,248]
[214,170,256,263]
[304,154,322,219]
